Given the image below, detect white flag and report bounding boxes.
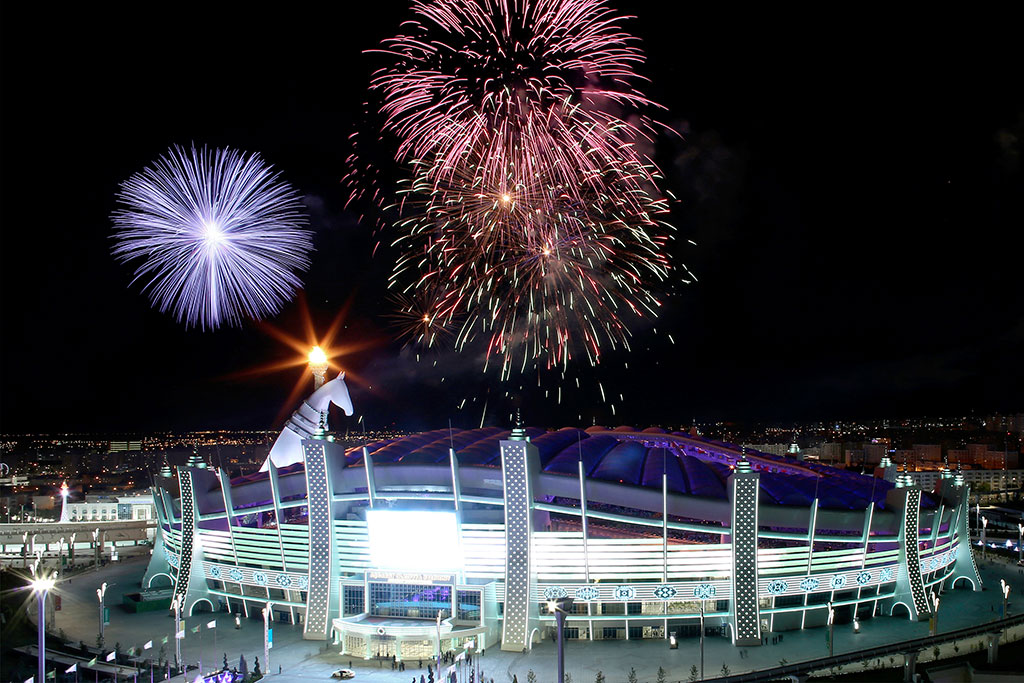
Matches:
[65,664,77,674]
[25,677,35,683]
[175,630,185,639]
[144,641,153,650]
[206,620,216,629]
[106,652,116,662]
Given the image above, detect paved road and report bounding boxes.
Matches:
[42,555,1024,683]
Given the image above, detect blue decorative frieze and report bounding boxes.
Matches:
[856,571,872,586]
[879,566,894,583]
[209,565,221,579]
[254,571,268,586]
[277,574,293,588]
[694,584,717,600]
[229,568,244,582]
[166,551,180,568]
[613,586,636,600]
[297,576,309,590]
[574,586,600,602]
[829,574,847,590]
[653,585,678,600]
[799,577,820,592]
[765,580,789,595]
[543,586,568,600]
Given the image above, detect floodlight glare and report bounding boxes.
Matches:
[366,510,461,571]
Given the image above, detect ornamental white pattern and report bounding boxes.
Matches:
[830,574,847,589]
[694,584,716,600]
[543,586,568,600]
[766,580,789,595]
[613,586,636,600]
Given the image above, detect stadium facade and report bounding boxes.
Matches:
[145,410,982,658]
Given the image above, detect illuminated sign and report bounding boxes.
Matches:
[366,510,461,572]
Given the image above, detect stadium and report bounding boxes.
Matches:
[144,378,983,660]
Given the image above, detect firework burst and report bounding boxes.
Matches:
[359,0,685,380]
[112,145,313,330]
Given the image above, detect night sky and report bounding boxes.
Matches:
[1,3,1021,434]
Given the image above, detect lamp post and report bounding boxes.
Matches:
[97,582,108,640]
[262,602,273,676]
[69,532,77,568]
[31,573,57,683]
[92,528,101,570]
[1000,579,1011,619]
[171,596,182,673]
[699,600,706,682]
[1018,523,1023,564]
[826,601,835,658]
[982,516,988,560]
[547,597,574,683]
[930,592,940,636]
[435,610,442,680]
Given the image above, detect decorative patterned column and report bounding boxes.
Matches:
[886,487,930,620]
[729,456,761,646]
[499,429,538,651]
[172,467,213,615]
[302,439,334,640]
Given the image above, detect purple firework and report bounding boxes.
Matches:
[112,145,313,329]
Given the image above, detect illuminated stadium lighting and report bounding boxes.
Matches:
[145,382,985,653]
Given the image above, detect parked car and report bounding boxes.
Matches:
[331,670,355,680]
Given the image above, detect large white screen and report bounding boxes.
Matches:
[366,510,462,571]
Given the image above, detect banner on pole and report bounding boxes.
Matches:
[106,652,116,662]
[65,664,77,674]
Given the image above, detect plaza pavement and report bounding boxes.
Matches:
[42,554,1024,683]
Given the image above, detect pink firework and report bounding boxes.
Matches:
[370,0,665,205]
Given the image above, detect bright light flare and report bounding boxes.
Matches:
[308,346,328,366]
[31,576,56,593]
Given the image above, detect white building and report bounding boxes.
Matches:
[67,494,156,522]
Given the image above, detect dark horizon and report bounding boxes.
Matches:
[1,3,1021,434]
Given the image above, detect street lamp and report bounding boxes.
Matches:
[982,516,988,560]
[547,597,574,683]
[826,601,835,658]
[31,572,57,683]
[171,596,183,672]
[1017,523,1023,564]
[699,600,706,682]
[1000,579,1011,619]
[97,582,108,639]
[262,602,274,676]
[930,592,940,636]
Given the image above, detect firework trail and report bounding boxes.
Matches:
[356,0,685,380]
[112,145,313,330]
[392,145,677,377]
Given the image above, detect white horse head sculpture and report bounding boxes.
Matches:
[260,371,354,471]
[307,371,354,417]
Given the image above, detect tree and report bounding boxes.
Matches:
[595,672,605,683]
[627,667,638,683]
[527,672,535,683]
[564,675,573,683]
[657,667,666,683]
[721,664,730,676]
[223,653,229,670]
[253,656,261,677]
[689,664,699,682]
